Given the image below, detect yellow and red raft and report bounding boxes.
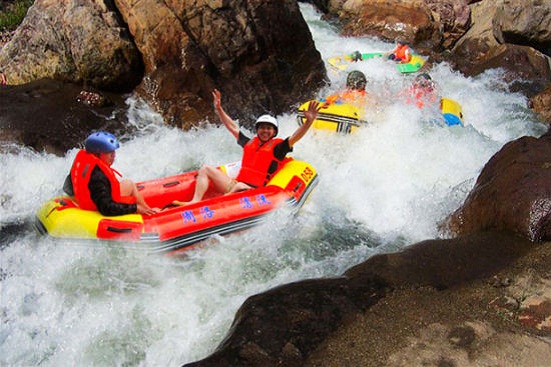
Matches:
[35,159,318,255]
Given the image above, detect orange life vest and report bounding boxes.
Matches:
[236,137,285,187]
[325,89,367,106]
[394,45,410,62]
[339,89,366,102]
[70,150,135,210]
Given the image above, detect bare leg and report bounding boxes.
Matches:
[173,165,234,206]
[120,179,150,208]
[193,165,234,201]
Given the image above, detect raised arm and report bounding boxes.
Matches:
[212,89,239,139]
[289,100,321,147]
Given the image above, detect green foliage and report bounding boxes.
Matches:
[0,0,34,31]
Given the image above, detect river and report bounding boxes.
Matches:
[0,4,547,366]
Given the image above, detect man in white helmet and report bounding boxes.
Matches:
[174,89,321,205]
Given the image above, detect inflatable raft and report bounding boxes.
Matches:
[297,97,464,133]
[297,100,367,133]
[328,51,425,74]
[35,159,318,255]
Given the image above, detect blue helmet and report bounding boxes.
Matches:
[84,131,120,153]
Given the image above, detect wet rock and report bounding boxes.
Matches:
[446,133,551,242]
[184,276,389,366]
[457,44,551,95]
[530,84,551,125]
[492,0,551,57]
[0,79,128,155]
[183,232,535,367]
[76,90,111,108]
[1,0,326,130]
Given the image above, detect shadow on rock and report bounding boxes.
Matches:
[0,79,129,155]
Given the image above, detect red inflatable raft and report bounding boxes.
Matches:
[35,159,318,255]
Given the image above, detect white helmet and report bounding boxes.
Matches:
[255,114,279,135]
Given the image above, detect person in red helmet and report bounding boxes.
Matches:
[173,89,321,206]
[63,131,157,216]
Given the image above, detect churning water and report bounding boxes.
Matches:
[0,4,547,366]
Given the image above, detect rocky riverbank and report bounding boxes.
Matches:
[184,229,551,367]
[305,238,551,367]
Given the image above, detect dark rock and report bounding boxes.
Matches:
[183,232,533,366]
[184,276,389,366]
[345,232,532,290]
[446,133,551,242]
[0,79,128,155]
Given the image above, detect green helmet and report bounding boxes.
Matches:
[346,70,367,90]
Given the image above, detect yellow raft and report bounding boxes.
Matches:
[297,100,366,133]
[297,97,465,133]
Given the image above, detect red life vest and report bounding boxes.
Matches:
[406,86,438,108]
[70,150,135,210]
[236,137,285,187]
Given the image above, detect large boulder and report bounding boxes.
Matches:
[492,0,551,57]
[183,231,537,367]
[445,132,551,242]
[0,0,326,130]
[319,0,471,55]
[449,0,551,94]
[0,0,143,92]
[116,0,327,129]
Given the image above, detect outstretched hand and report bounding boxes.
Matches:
[289,100,321,147]
[304,100,321,123]
[212,89,222,111]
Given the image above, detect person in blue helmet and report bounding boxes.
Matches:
[173,89,321,206]
[63,131,157,216]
